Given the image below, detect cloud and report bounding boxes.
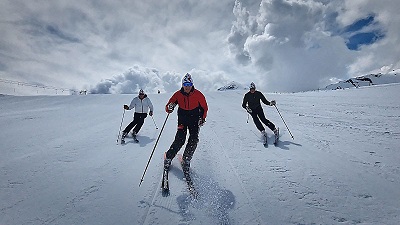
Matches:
[0,0,235,93]
[89,65,231,94]
[226,0,400,92]
[0,0,399,95]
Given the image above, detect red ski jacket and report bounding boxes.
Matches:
[165,87,208,119]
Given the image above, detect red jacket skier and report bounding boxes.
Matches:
[163,73,208,174]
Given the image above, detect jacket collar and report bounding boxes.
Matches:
[138,94,147,99]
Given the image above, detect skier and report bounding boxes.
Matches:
[121,89,154,144]
[242,82,278,143]
[163,73,208,190]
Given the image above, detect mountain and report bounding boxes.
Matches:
[217,81,246,91]
[324,70,400,90]
[1,85,399,224]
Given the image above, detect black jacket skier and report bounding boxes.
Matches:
[242,82,278,137]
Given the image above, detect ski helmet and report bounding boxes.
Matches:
[182,73,193,87]
[139,89,145,95]
[250,82,256,89]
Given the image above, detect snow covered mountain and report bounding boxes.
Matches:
[1,84,399,224]
[217,81,246,91]
[324,70,400,90]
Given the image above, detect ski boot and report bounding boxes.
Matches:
[120,131,128,144]
[132,131,139,143]
[261,130,268,147]
[273,128,279,146]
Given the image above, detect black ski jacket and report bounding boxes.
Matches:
[242,90,270,110]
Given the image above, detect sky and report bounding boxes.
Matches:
[1,0,400,94]
[1,84,400,224]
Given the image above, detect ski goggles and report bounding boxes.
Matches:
[183,82,193,87]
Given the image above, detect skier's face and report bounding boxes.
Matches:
[139,93,144,99]
[183,86,192,93]
[250,88,255,93]
[182,82,193,93]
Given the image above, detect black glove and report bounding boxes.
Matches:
[124,104,129,110]
[166,102,176,113]
[149,111,153,116]
[198,118,206,127]
[246,106,252,113]
[270,100,276,106]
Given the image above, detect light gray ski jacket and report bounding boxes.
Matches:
[128,95,154,114]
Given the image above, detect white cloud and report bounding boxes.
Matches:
[227,0,400,92]
[0,0,399,94]
[89,65,231,94]
[0,0,235,93]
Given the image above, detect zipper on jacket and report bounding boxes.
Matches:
[187,94,191,109]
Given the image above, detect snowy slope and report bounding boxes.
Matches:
[1,84,399,225]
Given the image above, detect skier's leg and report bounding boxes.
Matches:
[121,118,138,141]
[123,116,139,134]
[132,113,147,134]
[165,124,187,160]
[250,110,265,131]
[258,108,276,131]
[182,122,199,163]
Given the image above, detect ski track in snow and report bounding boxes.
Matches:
[205,126,264,224]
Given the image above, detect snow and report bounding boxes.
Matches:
[1,84,399,225]
[324,72,400,90]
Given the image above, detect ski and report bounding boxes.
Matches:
[161,153,171,197]
[161,169,170,197]
[177,154,198,199]
[120,135,139,144]
[120,138,138,144]
[273,128,279,146]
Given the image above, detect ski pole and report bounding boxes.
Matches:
[151,115,158,129]
[274,105,294,140]
[116,109,126,144]
[139,113,170,187]
[246,113,249,123]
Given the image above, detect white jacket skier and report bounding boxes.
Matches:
[121,89,154,143]
[127,93,154,113]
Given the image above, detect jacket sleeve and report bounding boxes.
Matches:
[242,94,248,109]
[259,92,270,105]
[165,91,179,112]
[128,98,136,109]
[147,98,154,112]
[198,92,208,119]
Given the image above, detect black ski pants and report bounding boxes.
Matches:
[250,106,275,132]
[123,112,147,134]
[165,116,199,162]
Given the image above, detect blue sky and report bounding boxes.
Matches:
[0,0,399,94]
[341,15,385,50]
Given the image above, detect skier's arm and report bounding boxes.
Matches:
[147,98,154,113]
[242,94,248,109]
[259,92,271,106]
[165,92,179,113]
[128,98,136,110]
[199,93,208,119]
